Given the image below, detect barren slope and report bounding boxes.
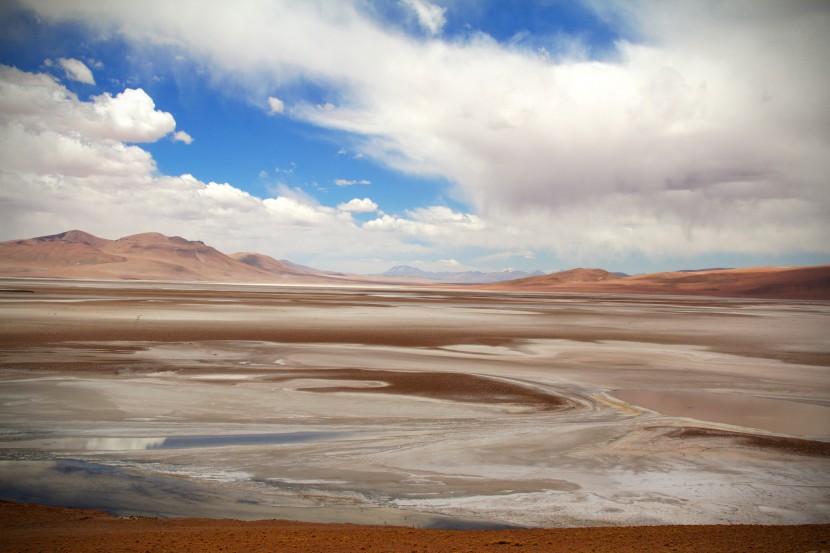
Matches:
[487,265,830,300]
[0,231,291,282]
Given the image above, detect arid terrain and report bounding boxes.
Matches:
[0,277,828,546]
[2,501,829,553]
[488,266,830,300]
[2,230,829,299]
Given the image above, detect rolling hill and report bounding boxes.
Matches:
[1,230,828,298]
[485,265,830,300]
[0,230,339,283]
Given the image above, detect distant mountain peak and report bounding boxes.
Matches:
[35,230,109,248]
[549,268,621,282]
[381,265,544,284]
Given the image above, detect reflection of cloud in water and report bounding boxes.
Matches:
[83,432,347,452]
[0,459,262,519]
[85,437,166,451]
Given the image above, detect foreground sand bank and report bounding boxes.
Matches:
[2,501,829,553]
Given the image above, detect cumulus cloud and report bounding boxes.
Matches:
[337,197,378,213]
[334,178,371,186]
[90,88,176,142]
[11,0,830,266]
[364,205,486,239]
[0,66,176,145]
[402,0,446,35]
[172,130,193,144]
[267,96,284,114]
[57,57,95,84]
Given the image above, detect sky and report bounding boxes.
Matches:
[0,0,828,275]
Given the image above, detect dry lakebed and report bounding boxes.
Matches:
[0,278,828,531]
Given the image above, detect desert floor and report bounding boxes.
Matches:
[2,501,829,553]
[0,279,828,538]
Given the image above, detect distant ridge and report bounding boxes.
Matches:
[231,252,315,277]
[381,264,544,284]
[484,265,830,300]
[506,268,622,286]
[1,230,828,298]
[0,230,342,283]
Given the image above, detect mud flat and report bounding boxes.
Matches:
[0,278,829,529]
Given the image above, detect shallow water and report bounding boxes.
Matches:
[0,459,520,529]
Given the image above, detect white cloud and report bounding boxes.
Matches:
[263,195,337,226]
[0,66,162,177]
[89,88,176,142]
[364,205,486,239]
[337,197,378,213]
[334,178,371,186]
[57,57,95,84]
[11,0,830,267]
[402,0,446,35]
[172,130,193,144]
[477,250,537,263]
[267,96,285,114]
[0,67,175,144]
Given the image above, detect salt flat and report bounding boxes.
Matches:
[0,279,828,528]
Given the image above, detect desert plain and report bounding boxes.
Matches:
[0,278,829,550]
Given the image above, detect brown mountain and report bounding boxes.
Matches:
[486,265,830,300]
[231,252,317,277]
[0,230,125,267]
[229,252,354,284]
[0,230,336,283]
[504,268,622,286]
[2,230,828,298]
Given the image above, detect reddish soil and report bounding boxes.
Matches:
[656,426,830,457]
[1,502,827,553]
[486,265,830,300]
[285,368,571,411]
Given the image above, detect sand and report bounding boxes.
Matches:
[2,501,829,553]
[1,278,829,538]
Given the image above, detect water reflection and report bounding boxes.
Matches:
[85,432,347,451]
[0,459,516,528]
[85,437,166,451]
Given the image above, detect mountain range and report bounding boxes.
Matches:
[0,230,349,284]
[485,266,830,300]
[381,265,544,284]
[1,230,828,299]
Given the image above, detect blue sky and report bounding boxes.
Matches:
[1,1,828,274]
